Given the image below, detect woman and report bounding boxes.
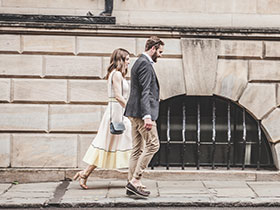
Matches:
[73,48,132,189]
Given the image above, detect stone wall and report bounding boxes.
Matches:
[1,0,280,27]
[0,33,183,169]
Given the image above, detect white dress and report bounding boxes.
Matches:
[83,70,132,169]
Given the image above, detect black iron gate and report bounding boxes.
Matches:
[150,96,274,170]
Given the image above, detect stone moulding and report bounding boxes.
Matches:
[0,14,116,25]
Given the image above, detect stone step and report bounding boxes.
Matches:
[0,168,279,183]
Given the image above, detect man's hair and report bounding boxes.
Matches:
[145,36,165,51]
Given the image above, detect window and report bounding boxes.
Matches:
[150,96,274,170]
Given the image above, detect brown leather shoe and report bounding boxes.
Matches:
[126,182,150,198]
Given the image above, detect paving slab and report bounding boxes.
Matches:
[247,182,280,197]
[0,184,11,194]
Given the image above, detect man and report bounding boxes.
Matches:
[124,36,165,198]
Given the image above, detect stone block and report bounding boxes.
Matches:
[154,58,185,100]
[12,134,77,167]
[219,40,263,58]
[78,134,96,168]
[0,7,39,14]
[249,60,280,81]
[257,0,280,14]
[0,104,48,131]
[0,35,20,52]
[77,37,136,56]
[127,11,232,27]
[248,181,280,197]
[272,143,280,169]
[239,84,276,120]
[0,169,65,183]
[22,35,75,54]
[49,105,102,132]
[114,0,204,12]
[232,14,280,28]
[262,108,280,143]
[214,60,248,101]
[278,84,280,106]
[205,0,256,14]
[2,0,99,9]
[265,41,280,58]
[69,80,107,103]
[181,39,219,95]
[13,79,67,102]
[136,38,182,56]
[45,56,102,78]
[0,134,10,167]
[0,79,10,102]
[0,55,42,76]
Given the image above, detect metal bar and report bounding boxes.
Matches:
[233,106,237,166]
[197,102,201,170]
[182,103,186,170]
[242,108,247,170]
[257,121,262,170]
[211,98,216,170]
[166,105,171,170]
[227,101,231,170]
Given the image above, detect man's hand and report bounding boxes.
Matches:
[144,118,153,131]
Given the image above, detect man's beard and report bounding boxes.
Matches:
[151,51,158,63]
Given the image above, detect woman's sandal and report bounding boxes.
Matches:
[73,171,89,190]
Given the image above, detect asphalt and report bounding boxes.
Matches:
[1,179,280,208]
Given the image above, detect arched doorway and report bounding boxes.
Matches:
[150,95,274,170]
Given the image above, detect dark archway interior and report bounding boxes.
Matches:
[150,95,275,170]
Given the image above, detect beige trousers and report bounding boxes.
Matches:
[128,117,160,180]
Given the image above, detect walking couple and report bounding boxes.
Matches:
[74,36,165,198]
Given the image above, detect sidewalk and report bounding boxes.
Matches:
[1,179,280,208]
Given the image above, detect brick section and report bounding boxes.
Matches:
[13,79,67,102]
[49,105,102,132]
[45,56,102,78]
[22,35,75,54]
[214,60,248,101]
[265,41,280,58]
[69,80,107,103]
[219,40,263,57]
[2,0,99,9]
[0,104,48,131]
[154,58,185,100]
[257,0,280,14]
[249,61,280,81]
[0,79,10,102]
[78,134,96,168]
[262,108,280,143]
[0,35,20,52]
[0,54,42,76]
[11,134,77,167]
[0,134,10,167]
[136,38,181,56]
[77,37,137,56]
[239,84,276,120]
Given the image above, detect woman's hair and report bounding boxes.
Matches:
[105,48,130,79]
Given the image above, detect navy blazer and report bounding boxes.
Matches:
[124,54,160,121]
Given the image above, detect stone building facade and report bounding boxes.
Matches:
[0,0,280,181]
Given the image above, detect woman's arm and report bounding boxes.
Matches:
[112,71,126,108]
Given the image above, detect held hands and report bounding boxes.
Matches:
[144,118,153,131]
